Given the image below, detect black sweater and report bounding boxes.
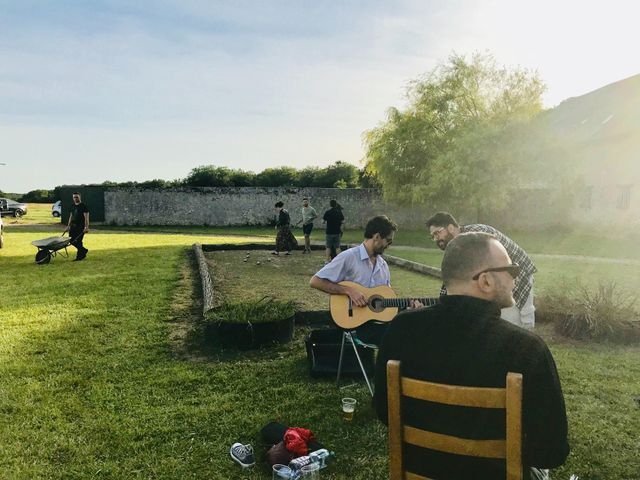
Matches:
[374,295,569,479]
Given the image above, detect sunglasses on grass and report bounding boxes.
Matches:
[472,264,521,280]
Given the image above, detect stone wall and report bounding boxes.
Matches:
[103,186,587,230]
[104,187,430,228]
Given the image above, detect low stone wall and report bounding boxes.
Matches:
[82,184,639,231]
[104,187,429,228]
[384,254,442,278]
[193,243,215,315]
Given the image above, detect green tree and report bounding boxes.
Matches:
[359,161,381,188]
[312,161,360,188]
[18,189,55,203]
[255,167,299,186]
[138,179,170,189]
[229,170,256,187]
[364,52,546,210]
[297,166,321,187]
[183,166,235,187]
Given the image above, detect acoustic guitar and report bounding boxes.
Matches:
[330,281,439,329]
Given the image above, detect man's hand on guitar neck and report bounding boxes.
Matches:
[408,300,425,309]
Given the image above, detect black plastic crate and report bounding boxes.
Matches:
[304,328,375,378]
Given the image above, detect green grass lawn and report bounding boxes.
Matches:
[1,227,639,479]
[101,224,640,261]
[388,246,640,303]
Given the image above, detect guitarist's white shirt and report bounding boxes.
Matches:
[314,243,391,288]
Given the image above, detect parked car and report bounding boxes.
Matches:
[0,198,28,218]
[52,200,62,217]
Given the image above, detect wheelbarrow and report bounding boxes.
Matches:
[31,233,78,264]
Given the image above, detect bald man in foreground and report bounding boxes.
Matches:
[374,232,569,480]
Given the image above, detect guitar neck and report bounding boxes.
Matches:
[381,297,438,308]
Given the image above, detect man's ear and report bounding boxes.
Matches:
[476,272,494,294]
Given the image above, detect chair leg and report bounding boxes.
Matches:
[336,331,347,386]
[349,333,374,396]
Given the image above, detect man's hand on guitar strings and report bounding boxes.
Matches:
[344,285,368,307]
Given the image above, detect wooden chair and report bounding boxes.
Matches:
[386,360,523,480]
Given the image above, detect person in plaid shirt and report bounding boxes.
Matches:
[426,212,537,329]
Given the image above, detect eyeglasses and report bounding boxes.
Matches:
[472,264,521,280]
[430,227,446,240]
[384,237,393,245]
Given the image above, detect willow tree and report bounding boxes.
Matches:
[363,52,546,211]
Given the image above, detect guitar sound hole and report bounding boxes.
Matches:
[369,296,384,313]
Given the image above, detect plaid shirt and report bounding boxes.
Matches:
[440,224,537,309]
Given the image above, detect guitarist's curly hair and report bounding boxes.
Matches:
[364,215,397,239]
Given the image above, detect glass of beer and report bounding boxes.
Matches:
[341,397,357,421]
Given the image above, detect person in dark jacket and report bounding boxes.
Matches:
[63,192,90,261]
[272,201,297,255]
[322,199,344,262]
[374,232,569,480]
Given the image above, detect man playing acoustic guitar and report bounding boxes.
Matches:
[310,215,397,304]
[310,215,400,343]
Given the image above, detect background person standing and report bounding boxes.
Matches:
[64,192,90,261]
[272,201,298,255]
[426,211,537,329]
[322,199,344,262]
[298,197,317,254]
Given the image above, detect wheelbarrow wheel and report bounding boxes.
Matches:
[35,250,51,265]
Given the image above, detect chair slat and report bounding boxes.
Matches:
[404,426,507,459]
[401,377,506,408]
[505,372,523,480]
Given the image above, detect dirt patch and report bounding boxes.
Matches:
[205,249,331,311]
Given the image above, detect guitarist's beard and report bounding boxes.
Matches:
[374,244,388,256]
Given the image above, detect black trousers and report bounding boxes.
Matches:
[70,228,86,256]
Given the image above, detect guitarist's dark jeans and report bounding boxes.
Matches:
[355,322,389,346]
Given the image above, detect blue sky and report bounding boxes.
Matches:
[1,0,638,192]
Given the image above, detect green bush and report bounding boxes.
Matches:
[207,296,297,324]
[541,281,639,342]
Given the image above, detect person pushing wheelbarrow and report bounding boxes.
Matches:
[63,192,90,261]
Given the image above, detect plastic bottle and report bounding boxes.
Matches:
[289,449,334,472]
[309,449,332,468]
[288,454,312,471]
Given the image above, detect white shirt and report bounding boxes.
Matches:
[314,243,391,288]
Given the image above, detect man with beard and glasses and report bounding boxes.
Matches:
[374,232,569,480]
[310,215,398,343]
[426,211,537,329]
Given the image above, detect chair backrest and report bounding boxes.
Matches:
[386,360,523,480]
